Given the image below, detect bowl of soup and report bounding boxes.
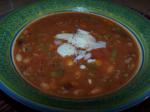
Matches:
[0,0,150,112]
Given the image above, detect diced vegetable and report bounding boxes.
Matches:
[103,34,112,38]
[96,34,112,38]
[86,63,98,75]
[113,27,126,35]
[107,65,114,74]
[110,49,117,61]
[91,88,101,94]
[95,60,102,66]
[96,34,103,38]
[50,70,64,77]
[39,43,49,52]
[67,60,74,66]
[22,44,32,52]
[87,63,98,71]
[112,27,122,32]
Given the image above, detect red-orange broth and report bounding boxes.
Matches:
[13,12,140,98]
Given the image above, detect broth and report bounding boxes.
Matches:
[13,12,141,98]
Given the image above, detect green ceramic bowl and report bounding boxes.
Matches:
[0,0,150,112]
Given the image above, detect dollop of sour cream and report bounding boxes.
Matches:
[55,29,106,63]
[57,43,77,57]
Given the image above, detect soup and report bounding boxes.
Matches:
[13,12,140,98]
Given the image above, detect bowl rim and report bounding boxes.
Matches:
[0,82,150,112]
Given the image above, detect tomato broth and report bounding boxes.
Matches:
[13,12,141,99]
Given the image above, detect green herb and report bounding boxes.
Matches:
[123,73,129,78]
[110,49,117,61]
[23,45,32,52]
[96,34,103,38]
[96,34,112,38]
[40,43,49,52]
[50,70,64,77]
[87,63,98,74]
[113,27,126,35]
[19,35,25,39]
[103,34,112,38]
[113,27,121,31]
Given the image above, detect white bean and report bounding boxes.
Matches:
[91,88,101,94]
[87,59,96,63]
[80,65,86,69]
[23,58,30,64]
[88,79,92,85]
[40,82,49,90]
[16,54,22,62]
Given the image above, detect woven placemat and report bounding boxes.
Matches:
[0,11,150,112]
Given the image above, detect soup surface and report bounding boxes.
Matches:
[13,12,140,98]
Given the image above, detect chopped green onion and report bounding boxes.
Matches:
[96,34,103,38]
[50,70,64,77]
[113,27,126,35]
[111,49,117,61]
[103,34,112,38]
[96,34,112,38]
